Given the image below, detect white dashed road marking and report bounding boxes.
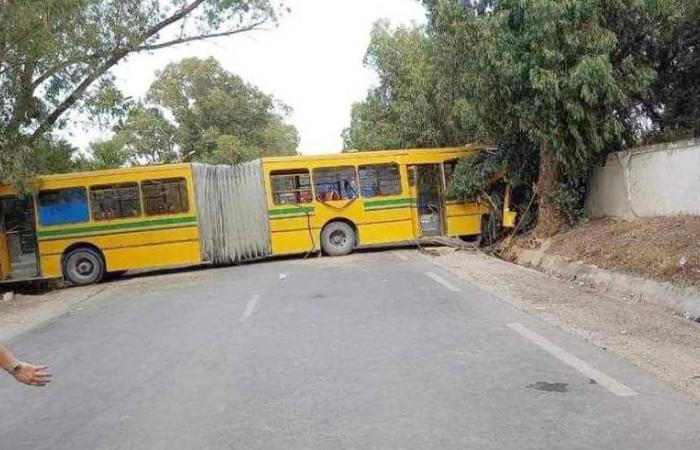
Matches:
[508,323,638,397]
[240,295,260,322]
[425,272,461,292]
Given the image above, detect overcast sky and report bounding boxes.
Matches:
[66,0,427,155]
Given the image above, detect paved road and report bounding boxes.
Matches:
[1,251,699,449]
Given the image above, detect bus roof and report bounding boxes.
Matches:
[2,145,489,188]
[20,163,194,184]
[261,145,487,164]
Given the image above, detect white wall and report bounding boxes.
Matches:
[586,139,700,219]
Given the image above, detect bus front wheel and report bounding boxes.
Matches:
[321,221,356,257]
[63,247,105,286]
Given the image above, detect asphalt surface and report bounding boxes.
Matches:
[1,250,699,449]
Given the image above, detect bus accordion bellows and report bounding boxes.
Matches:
[0,145,515,286]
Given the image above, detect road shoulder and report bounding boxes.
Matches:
[420,248,700,399]
[0,285,108,341]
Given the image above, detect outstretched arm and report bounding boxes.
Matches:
[0,343,52,387]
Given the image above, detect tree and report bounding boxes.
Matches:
[75,137,128,171]
[113,105,178,165]
[346,0,689,235]
[471,0,663,234]
[650,0,700,137]
[145,57,298,163]
[1,0,282,185]
[342,20,478,151]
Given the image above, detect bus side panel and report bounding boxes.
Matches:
[270,229,321,256]
[268,213,320,255]
[104,240,201,272]
[359,202,414,245]
[38,225,202,277]
[40,255,62,279]
[444,202,490,237]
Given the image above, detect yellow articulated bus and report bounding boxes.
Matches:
[0,145,514,286]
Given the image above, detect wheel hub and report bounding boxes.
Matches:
[330,230,347,246]
[76,259,94,276]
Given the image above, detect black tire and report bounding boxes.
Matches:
[63,247,105,286]
[320,221,356,257]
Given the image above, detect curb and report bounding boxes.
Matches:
[515,247,700,320]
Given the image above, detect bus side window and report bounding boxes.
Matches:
[359,164,401,197]
[142,178,189,216]
[270,170,312,205]
[313,167,358,201]
[90,183,141,221]
[37,188,89,226]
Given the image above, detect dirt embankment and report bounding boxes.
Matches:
[546,216,700,289]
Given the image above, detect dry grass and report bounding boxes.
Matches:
[548,216,700,288]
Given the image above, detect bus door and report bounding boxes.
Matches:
[409,164,445,237]
[0,197,39,280]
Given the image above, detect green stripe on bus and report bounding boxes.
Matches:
[37,215,198,240]
[364,198,414,210]
[268,206,315,218]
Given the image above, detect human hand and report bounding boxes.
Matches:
[13,363,52,387]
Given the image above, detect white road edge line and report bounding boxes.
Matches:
[508,323,638,397]
[240,295,260,322]
[425,272,461,292]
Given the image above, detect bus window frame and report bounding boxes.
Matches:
[358,163,402,198]
[89,182,142,222]
[141,177,190,216]
[312,166,359,202]
[269,169,314,206]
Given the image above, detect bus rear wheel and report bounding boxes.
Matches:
[63,247,105,286]
[321,221,355,257]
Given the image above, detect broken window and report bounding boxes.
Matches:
[270,169,313,205]
[359,164,402,197]
[313,167,358,201]
[142,178,189,216]
[90,183,141,221]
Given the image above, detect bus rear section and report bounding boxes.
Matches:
[260,146,514,258]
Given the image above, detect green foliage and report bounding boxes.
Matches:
[476,0,654,170]
[550,174,589,224]
[32,138,80,175]
[144,57,299,163]
[651,0,700,136]
[347,0,698,231]
[447,151,503,200]
[113,105,178,165]
[342,20,477,151]
[75,138,129,171]
[1,0,281,187]
[469,0,676,228]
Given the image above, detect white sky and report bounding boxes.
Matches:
[67,0,427,155]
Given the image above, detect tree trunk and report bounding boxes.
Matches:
[535,142,567,237]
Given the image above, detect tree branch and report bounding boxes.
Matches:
[27,0,272,144]
[30,51,126,142]
[30,51,112,90]
[136,20,269,52]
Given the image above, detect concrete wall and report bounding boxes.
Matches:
[586,139,700,219]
